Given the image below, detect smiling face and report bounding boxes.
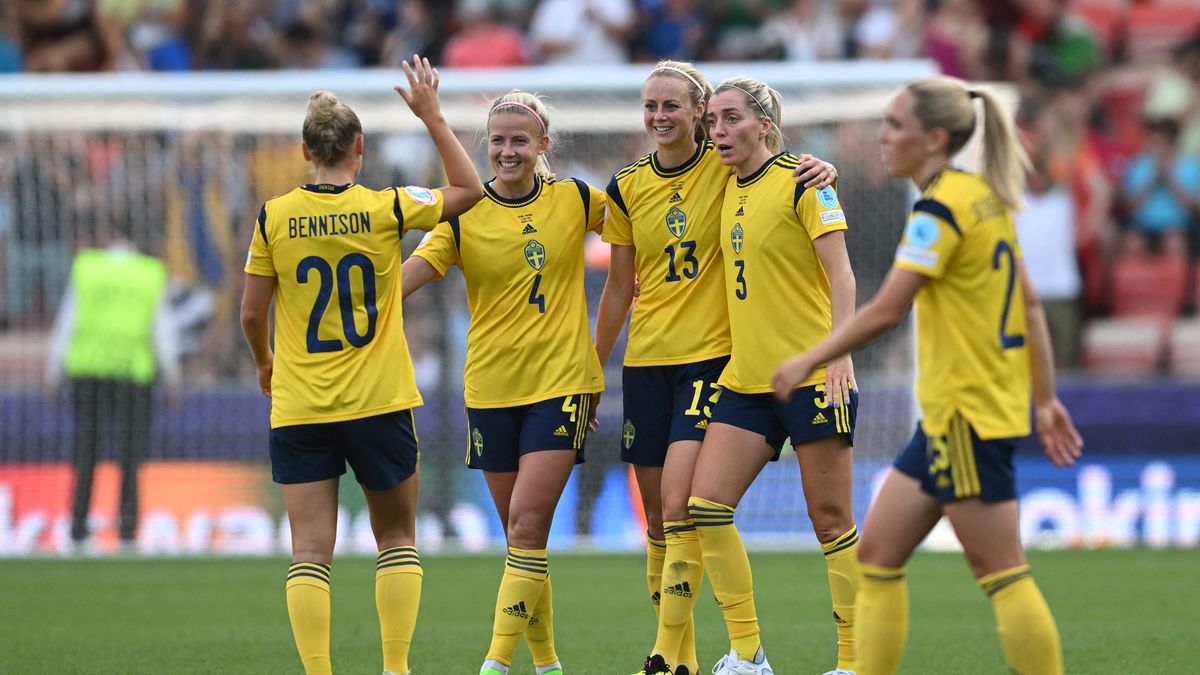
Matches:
[643,75,702,151]
[877,89,937,179]
[706,89,771,172]
[487,110,548,188]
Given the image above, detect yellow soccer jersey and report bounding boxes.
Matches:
[412,177,605,408]
[245,182,443,428]
[893,169,1031,439]
[719,153,848,393]
[603,142,732,366]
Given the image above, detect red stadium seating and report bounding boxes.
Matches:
[1072,0,1126,52]
[1110,252,1189,318]
[1082,316,1169,374]
[1126,1,1200,64]
[1168,317,1200,375]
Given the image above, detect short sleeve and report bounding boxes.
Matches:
[893,199,962,279]
[601,175,632,245]
[586,183,608,234]
[410,220,460,276]
[395,185,445,234]
[244,204,276,277]
[797,184,848,240]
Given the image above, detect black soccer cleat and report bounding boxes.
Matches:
[674,666,690,675]
[634,654,673,675]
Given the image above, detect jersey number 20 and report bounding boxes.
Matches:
[297,253,378,353]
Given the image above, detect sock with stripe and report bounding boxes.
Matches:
[688,497,760,661]
[653,520,701,672]
[646,532,666,618]
[524,575,558,667]
[485,547,548,666]
[980,565,1063,675]
[821,525,861,671]
[376,546,422,675]
[856,562,908,675]
[286,561,333,675]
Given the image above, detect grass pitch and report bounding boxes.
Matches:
[1,549,1194,674]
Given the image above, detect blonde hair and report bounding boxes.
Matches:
[302,90,362,166]
[647,60,714,143]
[488,89,554,181]
[713,77,785,153]
[906,76,1029,210]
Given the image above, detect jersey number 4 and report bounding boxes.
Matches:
[297,253,378,353]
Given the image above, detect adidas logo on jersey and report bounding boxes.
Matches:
[812,412,828,425]
[735,206,744,216]
[669,192,682,203]
[664,582,693,598]
[554,425,570,437]
[521,224,538,234]
[694,419,708,430]
[503,601,529,619]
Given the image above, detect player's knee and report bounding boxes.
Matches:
[506,508,552,549]
[807,503,854,544]
[661,492,691,523]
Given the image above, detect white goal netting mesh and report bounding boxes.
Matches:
[0,61,935,555]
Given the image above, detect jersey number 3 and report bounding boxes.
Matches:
[297,253,378,353]
[992,241,1025,350]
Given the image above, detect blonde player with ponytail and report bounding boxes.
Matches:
[773,76,1083,675]
[403,90,606,675]
[593,60,839,675]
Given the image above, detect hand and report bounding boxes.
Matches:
[792,154,838,189]
[772,354,816,401]
[394,54,442,122]
[823,354,856,411]
[632,278,641,301]
[1035,398,1083,467]
[256,358,273,398]
[588,391,601,432]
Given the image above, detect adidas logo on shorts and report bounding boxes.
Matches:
[694,419,708,430]
[521,224,538,234]
[664,581,693,598]
[554,425,570,437]
[503,601,529,619]
[812,412,828,425]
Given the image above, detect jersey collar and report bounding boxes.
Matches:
[302,183,354,194]
[485,176,543,207]
[651,141,706,178]
[736,152,789,188]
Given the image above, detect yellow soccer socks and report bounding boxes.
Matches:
[286,561,333,675]
[822,525,861,671]
[689,497,760,661]
[980,565,1063,675]
[376,546,422,675]
[654,520,702,672]
[524,575,559,668]
[486,547,549,666]
[856,562,908,675]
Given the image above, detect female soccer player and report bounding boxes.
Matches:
[772,76,1084,675]
[402,90,605,675]
[592,61,838,675]
[240,56,482,675]
[672,76,861,675]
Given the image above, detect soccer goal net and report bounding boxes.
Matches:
[0,60,935,556]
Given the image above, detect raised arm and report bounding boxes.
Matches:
[401,255,440,300]
[1019,261,1083,466]
[240,273,278,398]
[394,54,483,220]
[594,244,636,367]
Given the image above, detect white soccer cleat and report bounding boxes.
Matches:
[821,670,856,675]
[711,647,773,675]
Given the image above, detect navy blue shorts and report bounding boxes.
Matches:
[621,356,729,466]
[710,384,857,460]
[893,415,1018,503]
[270,409,419,491]
[466,393,593,472]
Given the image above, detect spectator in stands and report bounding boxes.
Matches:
[442,0,529,68]
[0,1,24,72]
[634,0,710,62]
[925,0,989,80]
[46,212,181,551]
[530,0,634,65]
[16,0,128,71]
[197,0,277,70]
[277,18,360,69]
[757,0,840,62]
[1007,0,1101,88]
[1120,117,1200,258]
[704,0,784,61]
[856,0,925,60]
[379,0,450,69]
[1144,35,1200,158]
[117,0,193,71]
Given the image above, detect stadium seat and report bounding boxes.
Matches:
[1168,317,1200,375]
[1125,1,1200,64]
[1082,316,1169,374]
[1071,0,1126,53]
[1109,252,1189,318]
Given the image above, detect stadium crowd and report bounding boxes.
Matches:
[3,0,1200,378]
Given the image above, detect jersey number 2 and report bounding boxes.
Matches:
[992,241,1025,350]
[297,253,377,353]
